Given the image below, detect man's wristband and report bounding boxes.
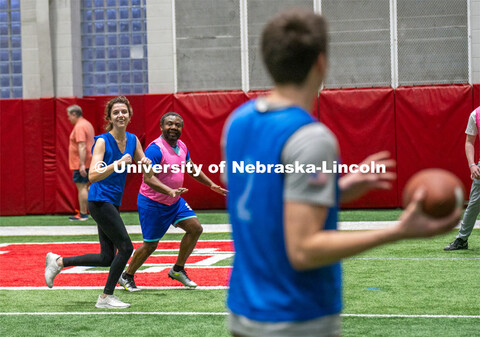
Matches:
[469,163,476,168]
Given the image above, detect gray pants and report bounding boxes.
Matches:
[457,178,480,240]
[228,311,341,337]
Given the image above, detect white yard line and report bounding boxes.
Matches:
[0,239,231,246]
[0,312,479,318]
[338,221,479,231]
[350,257,480,261]
[0,224,232,236]
[0,286,228,290]
[342,314,480,319]
[1,240,477,262]
[0,221,478,236]
[0,311,228,316]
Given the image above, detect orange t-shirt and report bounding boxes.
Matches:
[69,118,95,170]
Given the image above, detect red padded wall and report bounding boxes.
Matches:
[319,88,397,208]
[1,86,479,215]
[55,98,83,213]
[246,90,320,119]
[41,98,57,213]
[474,84,480,109]
[144,94,174,144]
[172,91,246,209]
[395,85,473,201]
[245,90,269,100]
[22,99,46,214]
[0,98,57,215]
[0,99,26,215]
[22,99,57,214]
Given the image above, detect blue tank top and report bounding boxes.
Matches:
[224,100,342,322]
[88,132,137,206]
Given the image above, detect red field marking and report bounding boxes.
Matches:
[0,241,233,288]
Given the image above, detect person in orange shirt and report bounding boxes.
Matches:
[67,105,95,221]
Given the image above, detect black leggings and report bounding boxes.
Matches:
[63,201,133,295]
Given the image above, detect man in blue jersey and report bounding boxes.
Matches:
[223,9,461,336]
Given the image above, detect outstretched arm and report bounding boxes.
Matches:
[284,189,461,270]
[281,125,459,270]
[187,160,227,196]
[339,151,396,203]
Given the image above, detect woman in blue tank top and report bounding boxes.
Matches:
[44,96,152,309]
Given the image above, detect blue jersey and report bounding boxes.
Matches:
[224,100,342,322]
[88,132,137,206]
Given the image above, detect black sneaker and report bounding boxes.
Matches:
[444,238,468,251]
[118,272,141,292]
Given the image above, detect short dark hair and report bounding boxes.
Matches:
[161,112,183,126]
[261,9,328,85]
[67,105,83,117]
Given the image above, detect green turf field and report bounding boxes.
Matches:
[1,210,479,337]
[0,208,404,227]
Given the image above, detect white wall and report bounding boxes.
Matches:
[49,0,82,97]
[17,0,480,98]
[34,0,175,97]
[21,0,54,98]
[146,0,175,93]
[471,0,480,83]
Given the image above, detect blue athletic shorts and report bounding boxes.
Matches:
[138,197,197,242]
[73,169,89,183]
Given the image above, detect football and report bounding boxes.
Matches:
[402,169,465,218]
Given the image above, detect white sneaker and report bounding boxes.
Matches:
[168,268,198,288]
[95,295,131,309]
[45,252,62,288]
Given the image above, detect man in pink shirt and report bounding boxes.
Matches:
[67,105,95,221]
[119,112,227,291]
